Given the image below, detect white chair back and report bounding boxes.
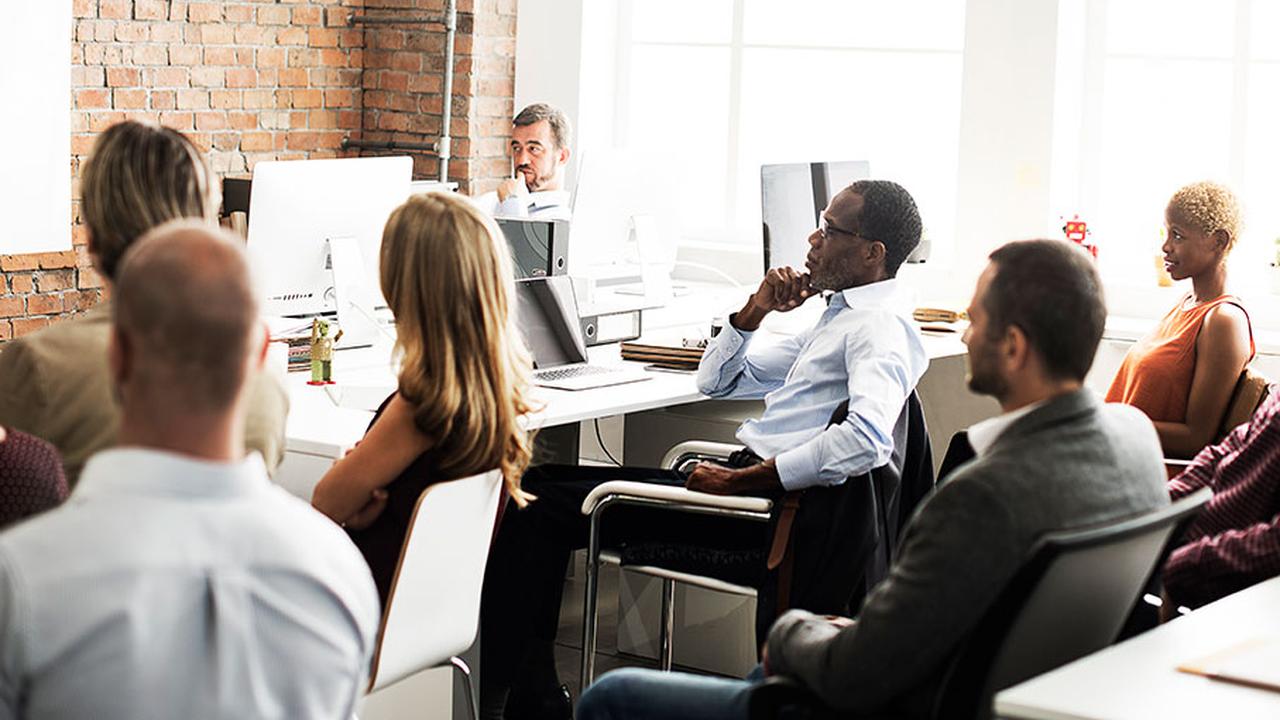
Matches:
[367,469,504,693]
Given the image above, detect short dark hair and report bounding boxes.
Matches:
[984,239,1106,382]
[513,103,572,150]
[847,179,921,276]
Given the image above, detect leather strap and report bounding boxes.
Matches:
[767,492,803,615]
[767,492,802,570]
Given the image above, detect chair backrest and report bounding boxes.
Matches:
[367,469,505,693]
[931,487,1212,720]
[1217,368,1273,440]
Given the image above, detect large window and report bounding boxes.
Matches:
[1052,0,1280,291]
[614,0,966,255]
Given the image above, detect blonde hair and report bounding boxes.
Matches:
[380,193,537,505]
[81,120,217,281]
[1168,181,1242,254]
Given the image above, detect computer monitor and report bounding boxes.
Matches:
[245,156,413,317]
[569,147,680,275]
[760,160,871,273]
[513,276,588,370]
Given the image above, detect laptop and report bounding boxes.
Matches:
[515,276,651,391]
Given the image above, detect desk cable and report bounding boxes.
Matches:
[670,260,746,289]
[593,419,622,466]
[345,298,398,342]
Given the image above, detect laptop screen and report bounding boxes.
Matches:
[513,276,588,369]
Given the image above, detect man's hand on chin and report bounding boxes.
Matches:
[685,459,783,495]
[497,177,529,202]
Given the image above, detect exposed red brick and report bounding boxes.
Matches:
[12,318,52,338]
[26,294,65,316]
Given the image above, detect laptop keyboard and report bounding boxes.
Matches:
[535,365,616,381]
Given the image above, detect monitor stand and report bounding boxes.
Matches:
[327,236,382,350]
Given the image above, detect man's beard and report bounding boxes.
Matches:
[966,347,1008,399]
[517,166,552,192]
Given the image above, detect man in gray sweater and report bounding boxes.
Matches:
[576,239,1170,720]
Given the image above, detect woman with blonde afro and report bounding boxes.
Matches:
[1107,181,1254,458]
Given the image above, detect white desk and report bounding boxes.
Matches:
[994,576,1280,720]
[278,328,971,500]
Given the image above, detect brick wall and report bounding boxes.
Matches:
[0,0,516,342]
[358,0,515,193]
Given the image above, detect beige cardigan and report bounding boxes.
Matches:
[0,304,289,487]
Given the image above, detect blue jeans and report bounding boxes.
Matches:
[576,666,764,720]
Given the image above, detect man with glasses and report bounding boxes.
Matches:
[578,239,1168,720]
[481,180,928,720]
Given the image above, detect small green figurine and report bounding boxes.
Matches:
[308,318,343,385]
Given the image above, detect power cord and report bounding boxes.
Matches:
[670,260,747,288]
[593,418,622,466]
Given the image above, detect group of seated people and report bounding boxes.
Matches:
[0,115,1275,719]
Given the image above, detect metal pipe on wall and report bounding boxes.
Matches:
[438,0,457,183]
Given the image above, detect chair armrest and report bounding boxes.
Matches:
[661,440,744,470]
[580,480,773,516]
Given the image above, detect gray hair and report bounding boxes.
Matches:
[513,103,572,150]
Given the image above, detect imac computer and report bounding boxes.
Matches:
[570,147,681,301]
[245,156,413,344]
[760,160,871,273]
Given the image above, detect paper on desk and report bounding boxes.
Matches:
[1177,637,1280,693]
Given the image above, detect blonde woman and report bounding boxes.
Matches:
[311,192,536,602]
[0,120,287,485]
[1106,181,1253,458]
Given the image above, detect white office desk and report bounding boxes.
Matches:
[278,328,970,500]
[278,342,707,499]
[994,576,1280,720]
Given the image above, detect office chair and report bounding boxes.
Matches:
[578,393,932,691]
[745,487,1213,720]
[364,469,505,720]
[1163,368,1273,475]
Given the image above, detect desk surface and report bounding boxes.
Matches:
[284,327,968,458]
[995,576,1280,720]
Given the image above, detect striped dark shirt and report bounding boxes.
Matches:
[1165,391,1280,608]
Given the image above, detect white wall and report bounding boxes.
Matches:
[512,0,1280,327]
[1,3,72,254]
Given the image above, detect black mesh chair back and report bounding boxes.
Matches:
[931,487,1212,720]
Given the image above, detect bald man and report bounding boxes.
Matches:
[0,223,380,720]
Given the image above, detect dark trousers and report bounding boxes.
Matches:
[479,458,769,717]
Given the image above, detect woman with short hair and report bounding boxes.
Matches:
[1106,181,1254,458]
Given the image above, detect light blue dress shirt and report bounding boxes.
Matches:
[0,448,380,720]
[696,278,928,491]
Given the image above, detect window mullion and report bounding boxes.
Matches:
[724,0,745,241]
[1228,0,1251,188]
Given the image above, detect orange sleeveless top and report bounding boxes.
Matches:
[1105,295,1254,425]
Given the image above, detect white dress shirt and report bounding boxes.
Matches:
[696,278,928,490]
[966,400,1045,458]
[0,448,380,720]
[475,189,571,221]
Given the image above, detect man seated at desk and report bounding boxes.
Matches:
[577,239,1170,720]
[480,179,930,720]
[475,102,573,221]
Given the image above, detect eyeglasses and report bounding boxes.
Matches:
[817,216,861,242]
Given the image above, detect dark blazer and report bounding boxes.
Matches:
[765,389,1170,716]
